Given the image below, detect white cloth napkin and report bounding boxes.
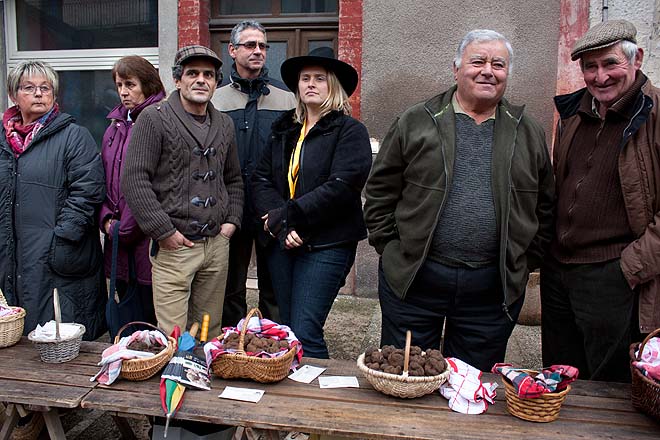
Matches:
[31,320,80,341]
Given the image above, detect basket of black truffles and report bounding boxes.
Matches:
[210,308,298,383]
[357,330,450,398]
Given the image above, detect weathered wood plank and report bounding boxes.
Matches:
[0,379,89,408]
[81,386,660,440]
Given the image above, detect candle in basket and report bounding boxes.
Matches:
[200,313,210,343]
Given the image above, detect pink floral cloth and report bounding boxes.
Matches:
[633,337,660,382]
[204,316,303,370]
[91,329,168,385]
[0,304,21,318]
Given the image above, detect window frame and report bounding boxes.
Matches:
[4,0,159,71]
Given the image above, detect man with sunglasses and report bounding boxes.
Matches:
[122,45,244,338]
[213,20,295,328]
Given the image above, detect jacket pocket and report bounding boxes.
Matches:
[49,233,102,278]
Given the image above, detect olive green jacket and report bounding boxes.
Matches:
[364,86,555,311]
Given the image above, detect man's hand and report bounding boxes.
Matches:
[285,229,303,249]
[220,223,237,239]
[159,230,194,250]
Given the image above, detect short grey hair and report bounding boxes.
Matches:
[580,39,639,69]
[454,29,514,74]
[7,60,59,100]
[230,20,266,46]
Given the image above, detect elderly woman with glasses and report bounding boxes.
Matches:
[0,60,107,340]
[100,56,166,336]
[252,47,372,358]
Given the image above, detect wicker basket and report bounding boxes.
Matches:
[356,330,450,399]
[503,369,571,422]
[210,308,297,383]
[630,328,660,421]
[27,288,85,363]
[114,321,177,381]
[0,288,25,348]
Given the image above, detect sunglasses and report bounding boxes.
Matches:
[235,41,270,51]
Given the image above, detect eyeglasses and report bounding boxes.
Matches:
[19,85,53,95]
[235,41,270,51]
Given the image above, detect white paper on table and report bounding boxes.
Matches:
[218,386,265,403]
[318,376,359,388]
[288,365,326,383]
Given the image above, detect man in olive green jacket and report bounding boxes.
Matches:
[364,29,554,371]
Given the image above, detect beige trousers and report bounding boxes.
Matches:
[150,233,230,339]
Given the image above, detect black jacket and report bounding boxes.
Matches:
[213,65,296,231]
[252,110,372,250]
[0,113,107,340]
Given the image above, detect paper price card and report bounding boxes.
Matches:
[288,365,326,383]
[318,376,359,389]
[218,386,265,403]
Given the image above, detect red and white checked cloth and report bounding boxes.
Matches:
[439,357,498,414]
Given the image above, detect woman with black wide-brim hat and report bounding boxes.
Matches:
[252,47,372,358]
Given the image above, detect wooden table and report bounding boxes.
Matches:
[1,339,658,439]
[0,338,102,439]
[78,343,660,440]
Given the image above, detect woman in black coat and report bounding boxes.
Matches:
[0,60,106,340]
[252,47,372,358]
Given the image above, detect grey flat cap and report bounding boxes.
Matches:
[571,19,637,61]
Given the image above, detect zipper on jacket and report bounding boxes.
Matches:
[500,112,522,322]
[502,302,513,321]
[620,96,647,149]
[400,105,452,296]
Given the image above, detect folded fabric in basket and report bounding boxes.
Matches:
[91,329,168,385]
[439,357,498,414]
[491,363,579,399]
[0,304,20,318]
[633,336,660,382]
[204,316,303,370]
[31,320,80,341]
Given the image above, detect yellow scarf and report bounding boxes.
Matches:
[288,119,306,198]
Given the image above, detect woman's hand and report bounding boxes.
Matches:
[104,218,116,235]
[262,213,275,237]
[285,229,303,249]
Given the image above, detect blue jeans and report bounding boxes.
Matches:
[267,243,357,359]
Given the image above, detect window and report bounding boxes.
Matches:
[214,0,338,15]
[5,0,159,144]
[210,0,338,83]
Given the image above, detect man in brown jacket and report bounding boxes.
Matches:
[122,46,243,337]
[543,20,660,382]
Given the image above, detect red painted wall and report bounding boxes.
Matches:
[178,0,211,48]
[339,0,364,120]
[553,0,589,146]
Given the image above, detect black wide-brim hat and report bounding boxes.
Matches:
[281,47,359,97]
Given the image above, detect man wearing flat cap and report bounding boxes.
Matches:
[364,29,554,371]
[542,19,660,382]
[122,45,243,337]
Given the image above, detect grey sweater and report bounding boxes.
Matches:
[428,114,498,267]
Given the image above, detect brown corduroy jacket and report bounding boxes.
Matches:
[554,77,660,332]
[121,90,243,242]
